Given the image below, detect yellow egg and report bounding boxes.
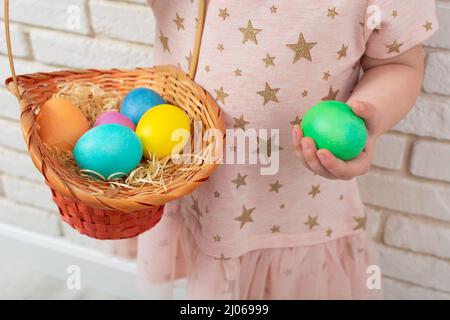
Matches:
[36,98,90,151]
[136,104,191,159]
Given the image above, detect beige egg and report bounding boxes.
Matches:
[36,98,90,151]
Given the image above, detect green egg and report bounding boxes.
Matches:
[301,100,367,161]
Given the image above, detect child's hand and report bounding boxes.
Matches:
[292,101,383,180]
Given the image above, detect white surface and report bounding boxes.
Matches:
[0,263,117,300]
[0,222,187,299]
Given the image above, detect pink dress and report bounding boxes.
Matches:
[136,0,437,299]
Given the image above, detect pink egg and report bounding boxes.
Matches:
[94,111,136,130]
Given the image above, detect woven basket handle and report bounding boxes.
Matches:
[4,0,19,97]
[190,0,207,80]
[3,0,207,97]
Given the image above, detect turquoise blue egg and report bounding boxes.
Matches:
[120,88,165,125]
[74,124,143,180]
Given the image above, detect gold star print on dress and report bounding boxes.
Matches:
[173,13,184,30]
[159,30,170,53]
[233,115,250,131]
[234,68,242,76]
[218,8,230,21]
[269,180,283,193]
[308,185,321,198]
[270,5,277,14]
[352,214,367,230]
[257,82,280,105]
[290,116,302,126]
[327,7,338,19]
[386,40,403,54]
[423,21,433,31]
[215,86,229,104]
[239,20,262,44]
[262,54,276,68]
[304,215,319,230]
[232,173,247,189]
[235,206,256,229]
[286,33,317,63]
[323,71,331,81]
[271,225,281,233]
[337,44,348,60]
[322,86,340,101]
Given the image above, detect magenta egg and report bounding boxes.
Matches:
[94,111,136,130]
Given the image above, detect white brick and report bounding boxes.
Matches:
[411,140,450,182]
[385,215,450,260]
[423,51,450,96]
[0,22,31,58]
[0,88,20,120]
[121,0,148,4]
[383,278,450,300]
[394,95,450,141]
[425,1,450,49]
[0,118,27,152]
[90,0,156,44]
[377,244,450,292]
[366,206,382,239]
[0,0,90,34]
[0,55,59,88]
[372,133,407,170]
[30,29,154,69]
[0,198,60,236]
[358,172,450,222]
[0,146,43,182]
[1,175,57,212]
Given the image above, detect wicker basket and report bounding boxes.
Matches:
[3,0,225,240]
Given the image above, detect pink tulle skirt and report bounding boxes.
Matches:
[135,210,383,300]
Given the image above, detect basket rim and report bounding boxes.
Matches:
[5,65,225,213]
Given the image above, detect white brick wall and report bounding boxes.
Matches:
[0,0,449,300]
[361,0,450,299]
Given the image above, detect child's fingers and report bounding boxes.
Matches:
[291,125,303,149]
[301,138,335,179]
[294,147,312,170]
[317,148,371,180]
[347,101,382,136]
[316,149,353,180]
[292,125,312,170]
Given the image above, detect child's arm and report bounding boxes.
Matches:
[292,44,425,180]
